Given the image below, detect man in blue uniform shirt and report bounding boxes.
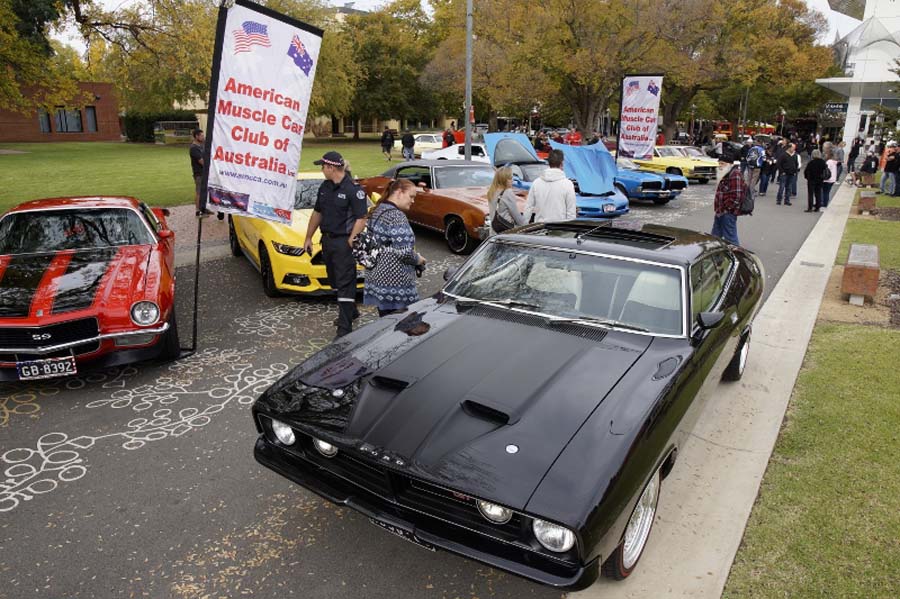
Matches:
[303,151,368,338]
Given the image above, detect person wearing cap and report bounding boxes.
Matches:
[304,151,368,338]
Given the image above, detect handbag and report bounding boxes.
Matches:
[351,205,396,269]
[491,210,515,233]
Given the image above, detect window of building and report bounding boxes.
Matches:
[54,108,83,133]
[85,106,98,132]
[38,109,52,133]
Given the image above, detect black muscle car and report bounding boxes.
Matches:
[251,220,765,588]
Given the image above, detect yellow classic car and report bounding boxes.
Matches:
[228,173,366,297]
[632,146,717,183]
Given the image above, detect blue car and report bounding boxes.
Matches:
[484,133,629,218]
[614,157,688,205]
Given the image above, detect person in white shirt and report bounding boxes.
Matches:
[524,149,576,222]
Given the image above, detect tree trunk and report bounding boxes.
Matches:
[488,111,498,131]
[352,114,360,140]
[570,86,602,145]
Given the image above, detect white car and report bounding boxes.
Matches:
[420,143,490,163]
[394,133,444,157]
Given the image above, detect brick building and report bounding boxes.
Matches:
[0,82,121,143]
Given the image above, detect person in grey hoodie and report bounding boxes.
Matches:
[524,149,576,222]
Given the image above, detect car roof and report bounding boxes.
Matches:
[6,196,143,215]
[498,220,728,267]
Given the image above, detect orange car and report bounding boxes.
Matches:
[360,160,526,254]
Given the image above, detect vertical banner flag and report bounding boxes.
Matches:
[617,74,664,160]
[203,0,323,224]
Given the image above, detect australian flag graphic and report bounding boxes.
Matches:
[287,35,314,76]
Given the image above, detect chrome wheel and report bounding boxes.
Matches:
[622,470,660,570]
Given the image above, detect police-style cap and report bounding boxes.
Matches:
[313,151,345,167]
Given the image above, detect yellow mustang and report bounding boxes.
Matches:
[632,146,717,184]
[228,173,366,297]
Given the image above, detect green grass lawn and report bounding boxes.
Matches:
[724,322,900,599]
[836,219,900,270]
[0,139,390,211]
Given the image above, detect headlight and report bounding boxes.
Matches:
[271,419,296,445]
[272,241,306,256]
[130,301,160,326]
[312,437,338,458]
[476,500,512,524]
[532,518,576,553]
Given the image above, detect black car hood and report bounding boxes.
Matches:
[256,299,652,510]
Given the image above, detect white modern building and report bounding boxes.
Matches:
[816,0,900,145]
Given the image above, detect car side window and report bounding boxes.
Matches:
[691,253,734,325]
[472,146,485,157]
[395,166,430,189]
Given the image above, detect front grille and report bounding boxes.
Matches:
[641,181,662,191]
[693,167,716,176]
[668,180,687,191]
[0,318,99,349]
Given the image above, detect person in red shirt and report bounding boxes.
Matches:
[656,131,665,146]
[711,161,748,245]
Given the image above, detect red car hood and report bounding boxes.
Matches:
[0,246,153,319]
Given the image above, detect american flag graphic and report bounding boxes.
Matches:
[626,80,640,96]
[287,35,314,76]
[233,21,271,54]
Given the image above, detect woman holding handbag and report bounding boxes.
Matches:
[363,178,426,317]
[487,167,527,234]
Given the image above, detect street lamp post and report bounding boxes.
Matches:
[689,104,696,142]
[463,0,473,160]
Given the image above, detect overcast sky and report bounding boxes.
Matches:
[54,0,858,55]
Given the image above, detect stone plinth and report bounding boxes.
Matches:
[841,243,879,305]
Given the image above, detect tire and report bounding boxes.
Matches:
[698,178,709,184]
[601,468,661,580]
[652,198,670,205]
[666,167,683,176]
[259,244,280,298]
[444,216,477,255]
[228,216,242,257]
[160,310,180,361]
[722,328,751,381]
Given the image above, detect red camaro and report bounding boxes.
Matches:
[0,197,179,381]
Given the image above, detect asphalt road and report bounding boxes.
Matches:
[0,177,824,599]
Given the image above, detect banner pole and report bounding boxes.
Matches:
[615,75,626,169]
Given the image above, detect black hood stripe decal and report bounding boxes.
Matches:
[0,254,57,317]
[51,248,119,314]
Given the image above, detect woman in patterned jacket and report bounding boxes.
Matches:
[363,178,427,316]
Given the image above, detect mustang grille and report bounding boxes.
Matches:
[0,318,99,349]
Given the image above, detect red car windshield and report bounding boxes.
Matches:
[0,208,155,254]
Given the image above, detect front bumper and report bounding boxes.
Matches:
[254,436,599,589]
[268,251,364,295]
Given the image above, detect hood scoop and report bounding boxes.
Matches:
[462,398,514,426]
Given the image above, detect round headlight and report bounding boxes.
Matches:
[271,419,295,445]
[532,518,576,553]
[476,500,513,524]
[130,301,160,326]
[313,438,338,458]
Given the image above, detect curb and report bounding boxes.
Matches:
[571,182,856,598]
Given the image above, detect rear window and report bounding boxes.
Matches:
[0,208,155,254]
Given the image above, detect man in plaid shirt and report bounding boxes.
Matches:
[711,161,747,246]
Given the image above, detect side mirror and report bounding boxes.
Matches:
[158,229,174,240]
[443,266,459,282]
[696,311,725,330]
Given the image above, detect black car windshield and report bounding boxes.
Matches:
[295,179,321,210]
[0,208,155,254]
[433,166,495,188]
[445,241,684,335]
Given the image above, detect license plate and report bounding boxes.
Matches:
[369,517,435,552]
[603,204,616,213]
[16,356,77,381]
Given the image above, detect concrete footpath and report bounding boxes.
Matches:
[574,182,856,598]
[166,205,232,267]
